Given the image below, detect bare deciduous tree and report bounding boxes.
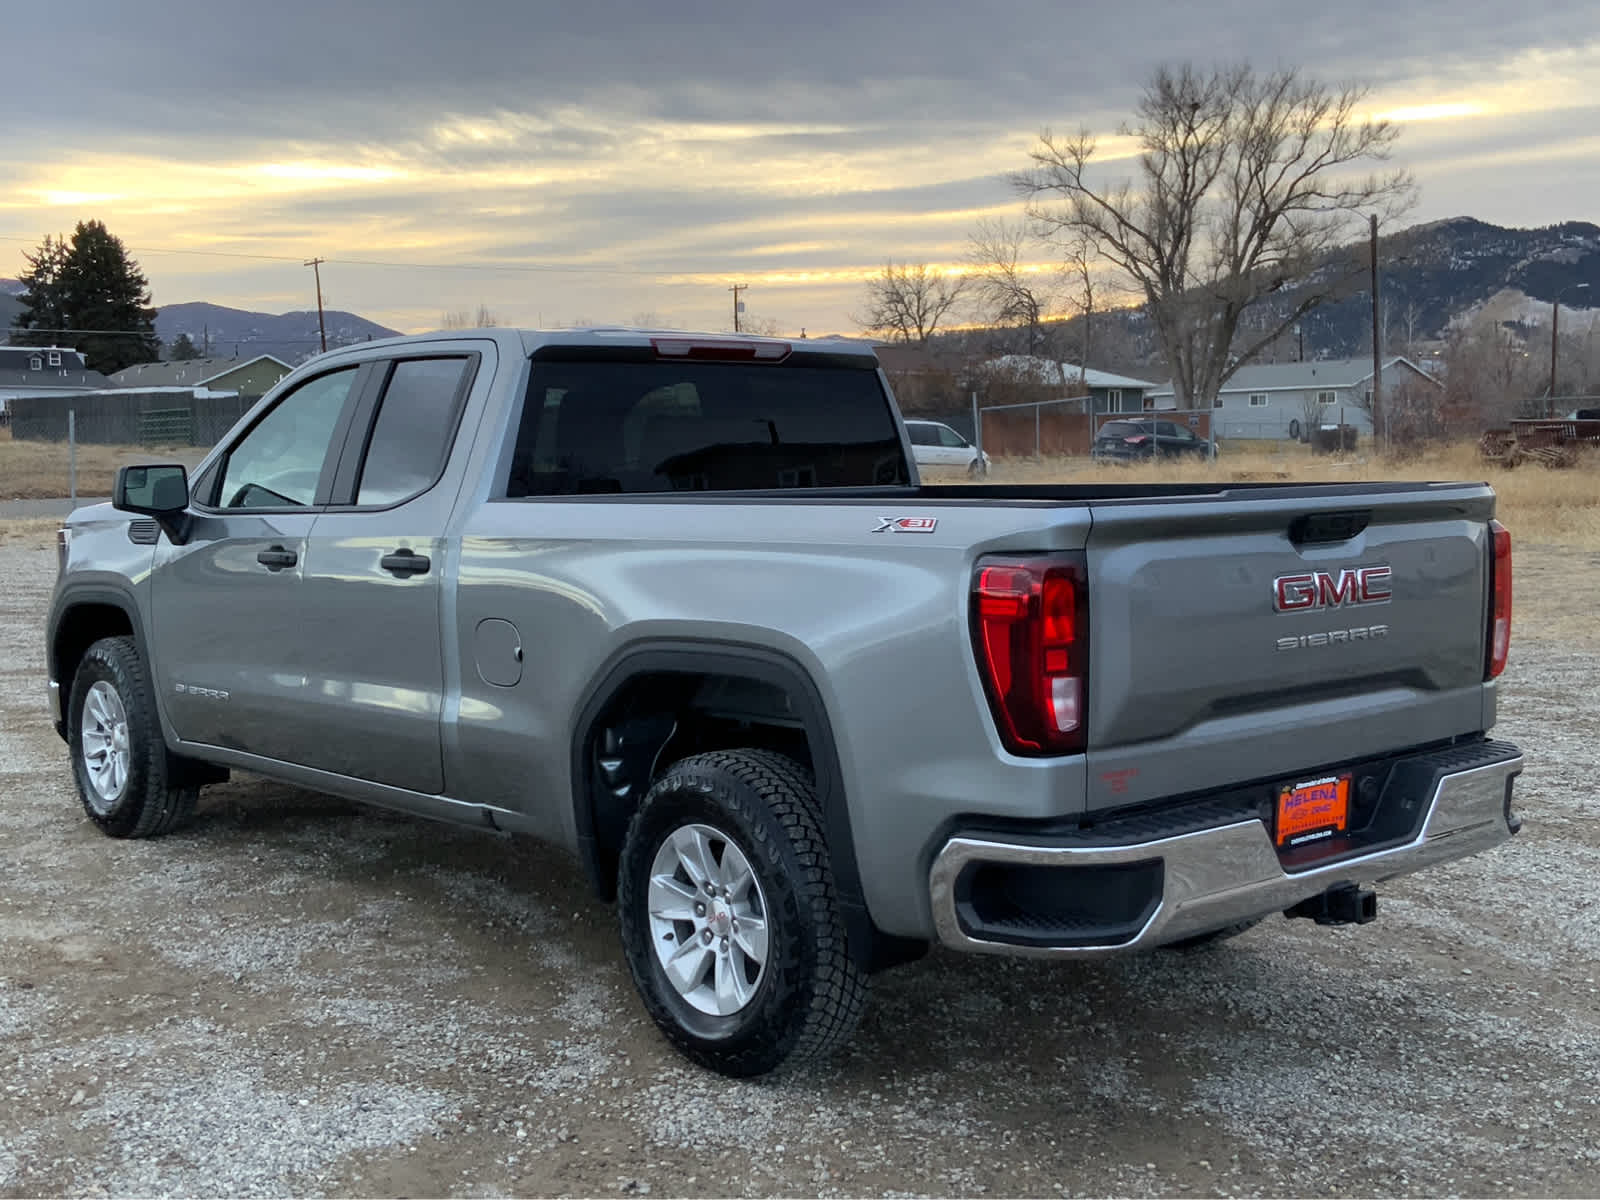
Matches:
[1442,322,1543,425]
[1298,389,1324,442]
[965,219,1053,356]
[1014,63,1415,409]
[440,304,500,330]
[739,315,782,337]
[1060,230,1099,388]
[855,261,968,346]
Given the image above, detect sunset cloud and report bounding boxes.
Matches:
[2,0,1595,335]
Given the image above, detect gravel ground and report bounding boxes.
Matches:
[2,538,1597,1197]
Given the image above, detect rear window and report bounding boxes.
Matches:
[505,359,909,496]
[1098,420,1150,438]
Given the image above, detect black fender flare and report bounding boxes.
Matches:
[570,639,877,962]
[48,583,149,740]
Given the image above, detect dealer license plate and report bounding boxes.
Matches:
[1275,774,1351,848]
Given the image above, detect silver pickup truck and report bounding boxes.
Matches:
[46,328,1522,1076]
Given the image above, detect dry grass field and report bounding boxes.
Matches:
[0,425,194,501]
[957,441,1600,552]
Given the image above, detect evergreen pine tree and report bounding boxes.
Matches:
[169,332,201,360]
[11,221,159,373]
[12,234,69,348]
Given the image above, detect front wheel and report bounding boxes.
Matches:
[68,636,197,838]
[617,749,867,1077]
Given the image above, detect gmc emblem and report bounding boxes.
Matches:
[1273,566,1392,612]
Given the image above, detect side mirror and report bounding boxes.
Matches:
[113,464,191,544]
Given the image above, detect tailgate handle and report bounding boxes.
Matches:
[1289,511,1370,545]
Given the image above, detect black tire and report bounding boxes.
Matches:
[967,456,988,478]
[617,749,867,1077]
[1161,916,1266,951]
[67,636,198,838]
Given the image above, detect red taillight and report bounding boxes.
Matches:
[971,555,1089,755]
[1124,435,1148,445]
[650,337,790,362]
[1486,519,1512,679]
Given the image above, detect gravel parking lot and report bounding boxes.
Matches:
[2,536,1598,1197]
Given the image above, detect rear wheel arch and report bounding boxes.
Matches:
[571,642,892,969]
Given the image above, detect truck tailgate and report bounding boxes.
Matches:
[1082,485,1495,810]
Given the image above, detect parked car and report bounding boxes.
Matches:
[904,418,989,475]
[1092,417,1216,462]
[47,327,1522,1077]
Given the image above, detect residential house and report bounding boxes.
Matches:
[108,354,292,398]
[983,356,1161,414]
[0,346,111,423]
[1150,357,1442,441]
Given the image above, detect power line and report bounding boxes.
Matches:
[0,233,690,279]
[7,326,359,344]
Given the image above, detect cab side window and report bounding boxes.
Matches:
[216,368,359,508]
[354,358,471,506]
[937,425,968,448]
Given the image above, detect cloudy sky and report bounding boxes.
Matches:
[3,0,1596,337]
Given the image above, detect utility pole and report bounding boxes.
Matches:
[1369,215,1382,454]
[305,257,328,353]
[729,283,747,334]
[1551,297,1561,418]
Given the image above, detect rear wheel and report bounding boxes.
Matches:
[68,636,197,838]
[617,749,867,1077]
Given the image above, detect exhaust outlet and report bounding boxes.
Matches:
[1285,882,1378,926]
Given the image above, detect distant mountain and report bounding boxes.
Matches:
[1266,217,1600,357]
[931,217,1600,377]
[155,302,401,365]
[2,281,401,362]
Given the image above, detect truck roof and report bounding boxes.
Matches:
[296,326,879,363]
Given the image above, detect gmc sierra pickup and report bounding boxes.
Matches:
[47,328,1523,1076]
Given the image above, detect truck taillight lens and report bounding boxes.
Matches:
[1486,519,1512,680]
[971,555,1089,755]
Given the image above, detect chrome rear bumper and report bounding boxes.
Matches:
[928,747,1522,957]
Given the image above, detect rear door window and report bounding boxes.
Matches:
[354,357,472,506]
[506,358,908,495]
